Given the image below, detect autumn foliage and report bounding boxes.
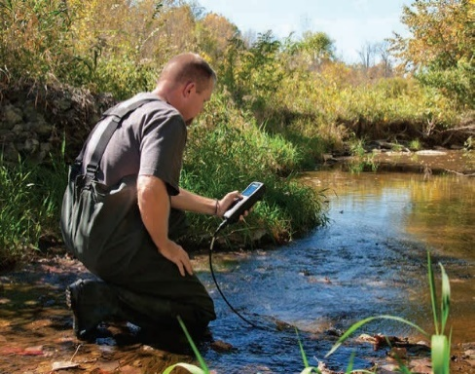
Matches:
[0,0,473,148]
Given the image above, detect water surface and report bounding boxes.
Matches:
[197,168,475,373]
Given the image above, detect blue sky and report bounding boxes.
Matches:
[197,0,413,63]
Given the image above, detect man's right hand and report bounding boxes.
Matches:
[158,239,193,277]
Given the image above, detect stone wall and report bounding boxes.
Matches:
[0,81,116,164]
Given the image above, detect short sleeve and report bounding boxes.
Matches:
[138,113,187,196]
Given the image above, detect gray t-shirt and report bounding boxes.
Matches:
[82,93,187,195]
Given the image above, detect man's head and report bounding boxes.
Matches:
[154,53,216,124]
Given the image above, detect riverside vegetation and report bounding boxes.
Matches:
[1,0,473,266]
[0,0,473,372]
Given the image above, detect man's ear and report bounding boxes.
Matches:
[183,81,196,98]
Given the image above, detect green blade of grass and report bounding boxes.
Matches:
[176,316,210,373]
[439,263,451,335]
[428,251,440,335]
[295,327,310,369]
[325,315,429,358]
[300,368,320,374]
[345,351,355,373]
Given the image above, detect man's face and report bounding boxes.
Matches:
[181,78,214,124]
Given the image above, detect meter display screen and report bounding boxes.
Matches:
[242,182,261,197]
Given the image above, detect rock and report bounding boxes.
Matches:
[388,347,407,359]
[36,120,54,137]
[12,123,27,134]
[380,364,401,373]
[2,143,20,161]
[24,138,40,153]
[415,150,447,156]
[409,358,432,374]
[2,104,23,128]
[464,349,475,359]
[210,340,234,352]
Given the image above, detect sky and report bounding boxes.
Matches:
[197,0,413,63]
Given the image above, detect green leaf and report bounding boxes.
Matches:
[325,315,429,358]
[177,316,210,373]
[439,262,451,334]
[162,363,206,374]
[431,335,450,374]
[344,351,355,373]
[300,367,319,374]
[295,327,310,369]
[428,251,440,335]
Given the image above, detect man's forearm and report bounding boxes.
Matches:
[171,188,216,215]
[137,175,194,276]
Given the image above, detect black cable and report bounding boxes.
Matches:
[209,227,274,332]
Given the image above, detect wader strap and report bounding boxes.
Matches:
[75,96,160,179]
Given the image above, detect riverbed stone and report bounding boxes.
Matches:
[415,150,447,156]
[36,119,54,137]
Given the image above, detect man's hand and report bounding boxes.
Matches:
[216,191,241,217]
[217,191,250,220]
[158,239,193,277]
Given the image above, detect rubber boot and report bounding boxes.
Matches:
[65,278,123,340]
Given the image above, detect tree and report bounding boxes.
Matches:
[298,31,335,67]
[281,31,335,72]
[389,0,474,108]
[196,13,239,65]
[357,41,393,79]
[358,41,378,71]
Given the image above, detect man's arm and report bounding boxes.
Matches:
[171,187,241,217]
[137,175,193,277]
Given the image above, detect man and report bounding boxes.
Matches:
[61,53,242,341]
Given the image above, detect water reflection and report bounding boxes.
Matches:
[198,169,475,373]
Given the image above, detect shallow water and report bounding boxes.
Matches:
[197,167,475,373]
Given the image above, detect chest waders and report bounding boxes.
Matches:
[60,97,160,276]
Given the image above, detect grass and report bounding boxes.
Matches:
[181,106,329,246]
[0,113,329,265]
[0,155,68,267]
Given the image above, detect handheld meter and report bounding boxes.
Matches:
[223,181,266,225]
[210,181,267,328]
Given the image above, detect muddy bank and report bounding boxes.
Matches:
[327,148,475,177]
[0,255,195,374]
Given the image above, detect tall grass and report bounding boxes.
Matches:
[181,94,329,245]
[0,155,67,268]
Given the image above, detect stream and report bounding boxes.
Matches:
[196,157,475,373]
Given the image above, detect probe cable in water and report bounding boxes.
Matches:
[208,181,273,331]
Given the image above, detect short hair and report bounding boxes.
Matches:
[159,53,216,93]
